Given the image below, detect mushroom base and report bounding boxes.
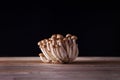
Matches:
[39,53,76,64]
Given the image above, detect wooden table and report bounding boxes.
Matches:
[0,57,120,80]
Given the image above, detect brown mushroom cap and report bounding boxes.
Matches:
[42,45,47,48]
[37,41,41,46]
[44,39,48,42]
[66,34,72,38]
[63,37,68,41]
[57,34,64,39]
[71,35,78,40]
[39,53,45,57]
[51,34,57,39]
[57,38,63,43]
[48,40,52,44]
[41,40,45,44]
[51,35,57,41]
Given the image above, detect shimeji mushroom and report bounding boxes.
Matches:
[38,34,79,64]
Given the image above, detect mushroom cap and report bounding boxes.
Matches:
[37,41,41,45]
[66,34,72,38]
[42,45,47,48]
[63,37,68,41]
[71,35,78,40]
[51,34,57,39]
[57,38,63,43]
[44,39,48,42]
[48,40,52,44]
[39,53,45,57]
[57,34,64,39]
[54,44,60,48]
[41,40,45,44]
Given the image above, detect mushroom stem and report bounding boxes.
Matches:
[69,44,73,62]
[71,36,78,61]
[39,45,51,61]
[55,45,63,60]
[76,44,79,57]
[57,40,67,59]
[63,38,70,56]
[49,43,60,62]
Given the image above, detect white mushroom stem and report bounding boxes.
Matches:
[57,40,67,59]
[45,39,50,51]
[70,36,78,61]
[53,45,63,63]
[43,45,56,61]
[71,42,77,61]
[55,45,63,60]
[49,43,60,62]
[76,44,79,57]
[66,36,73,61]
[46,40,58,61]
[39,44,51,61]
[63,38,70,57]
[51,34,57,45]
[69,44,73,60]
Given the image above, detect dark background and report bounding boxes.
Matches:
[0,1,119,57]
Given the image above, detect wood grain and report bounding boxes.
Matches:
[0,57,120,80]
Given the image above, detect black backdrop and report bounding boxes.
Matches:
[0,2,119,57]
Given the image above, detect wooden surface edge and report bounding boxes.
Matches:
[0,57,120,62]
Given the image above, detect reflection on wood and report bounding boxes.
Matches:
[0,57,120,80]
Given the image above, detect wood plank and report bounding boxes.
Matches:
[0,57,120,62]
[0,57,120,80]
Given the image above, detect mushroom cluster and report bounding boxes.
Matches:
[38,34,79,64]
